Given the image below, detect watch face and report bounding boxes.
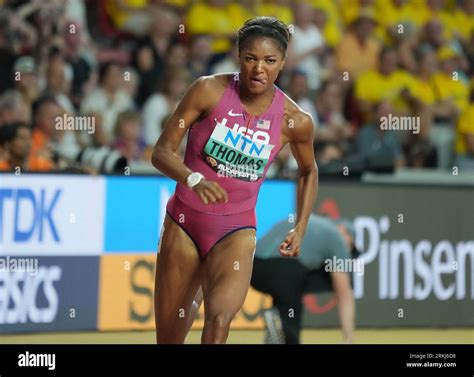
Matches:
[188,173,201,187]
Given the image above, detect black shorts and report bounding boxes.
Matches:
[251,257,333,298]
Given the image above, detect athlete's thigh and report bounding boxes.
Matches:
[201,228,257,318]
[155,214,202,331]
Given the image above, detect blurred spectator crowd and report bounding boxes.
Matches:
[0,0,473,177]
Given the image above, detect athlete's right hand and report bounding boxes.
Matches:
[193,180,229,204]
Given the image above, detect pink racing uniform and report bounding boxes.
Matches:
[166,73,285,258]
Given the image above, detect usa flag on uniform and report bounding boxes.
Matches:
[256,119,270,130]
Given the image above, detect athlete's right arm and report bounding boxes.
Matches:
[151,76,228,204]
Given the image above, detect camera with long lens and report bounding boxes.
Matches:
[76,146,128,173]
[53,144,128,174]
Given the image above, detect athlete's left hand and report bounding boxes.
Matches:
[279,229,301,257]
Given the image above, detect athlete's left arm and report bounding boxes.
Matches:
[279,112,318,257]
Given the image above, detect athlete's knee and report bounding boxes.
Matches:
[204,312,233,331]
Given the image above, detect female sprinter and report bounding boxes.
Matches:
[151,16,318,344]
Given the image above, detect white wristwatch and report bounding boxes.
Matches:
[186,172,204,188]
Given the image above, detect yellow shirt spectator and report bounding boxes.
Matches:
[309,0,342,47]
[342,2,388,44]
[336,33,381,78]
[455,104,474,154]
[410,77,437,105]
[413,3,456,39]
[228,2,257,31]
[453,6,474,41]
[186,2,235,54]
[432,72,470,113]
[340,0,366,26]
[376,0,424,42]
[378,0,420,24]
[257,1,294,26]
[355,69,417,111]
[106,0,149,28]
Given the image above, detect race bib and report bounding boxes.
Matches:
[202,124,274,182]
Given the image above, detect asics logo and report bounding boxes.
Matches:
[228,109,243,117]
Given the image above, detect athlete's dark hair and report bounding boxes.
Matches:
[237,17,291,55]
